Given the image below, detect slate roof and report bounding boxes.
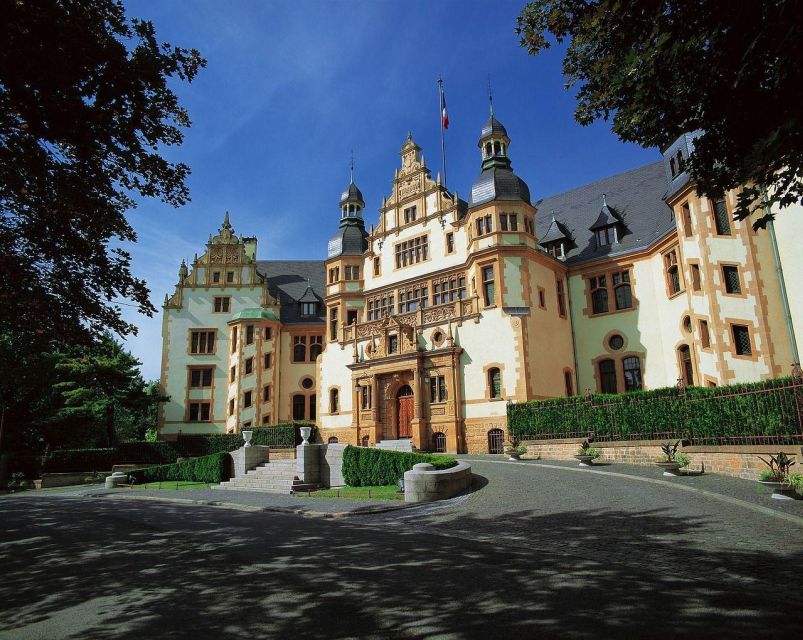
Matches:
[534,161,674,265]
[480,115,509,140]
[327,223,369,258]
[470,165,531,207]
[255,260,325,324]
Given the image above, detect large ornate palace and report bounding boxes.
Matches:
[158,111,802,453]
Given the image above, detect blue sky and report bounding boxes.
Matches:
[121,0,658,379]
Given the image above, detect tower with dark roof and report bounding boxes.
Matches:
[469,105,531,207]
[327,171,369,259]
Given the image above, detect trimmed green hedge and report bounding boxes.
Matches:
[175,423,307,457]
[43,449,116,473]
[128,452,230,484]
[342,446,457,487]
[43,442,180,472]
[508,376,802,442]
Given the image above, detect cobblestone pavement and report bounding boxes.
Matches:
[1,458,801,639]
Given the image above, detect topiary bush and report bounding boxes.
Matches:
[127,451,230,484]
[342,446,457,487]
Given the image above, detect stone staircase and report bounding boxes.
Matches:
[375,439,416,452]
[212,459,317,494]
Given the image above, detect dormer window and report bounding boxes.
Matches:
[301,302,317,317]
[595,225,618,247]
[544,240,566,259]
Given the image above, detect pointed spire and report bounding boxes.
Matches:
[223,211,231,229]
[488,75,494,116]
[350,150,355,184]
[407,131,413,142]
[178,259,188,280]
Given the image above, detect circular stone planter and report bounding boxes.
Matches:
[655,461,682,477]
[574,454,596,467]
[757,479,799,501]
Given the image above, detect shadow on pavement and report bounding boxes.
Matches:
[0,496,800,639]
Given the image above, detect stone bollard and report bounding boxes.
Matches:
[104,471,129,489]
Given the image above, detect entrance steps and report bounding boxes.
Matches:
[375,439,416,453]
[212,459,317,494]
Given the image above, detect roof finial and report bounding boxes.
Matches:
[551,209,557,222]
[407,130,413,142]
[488,75,494,116]
[222,210,231,229]
[602,193,608,207]
[350,150,354,184]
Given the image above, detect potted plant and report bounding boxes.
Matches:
[574,440,600,467]
[505,442,527,461]
[757,452,798,500]
[655,441,691,476]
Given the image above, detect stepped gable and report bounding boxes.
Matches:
[534,161,674,265]
[255,260,325,324]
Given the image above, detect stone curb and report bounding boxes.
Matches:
[467,458,803,527]
[93,490,419,518]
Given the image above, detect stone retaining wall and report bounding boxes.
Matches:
[521,437,803,481]
[403,461,472,503]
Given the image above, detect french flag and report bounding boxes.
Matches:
[441,89,449,130]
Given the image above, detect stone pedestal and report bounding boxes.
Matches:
[296,443,321,485]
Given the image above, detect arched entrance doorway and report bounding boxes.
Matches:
[396,385,414,438]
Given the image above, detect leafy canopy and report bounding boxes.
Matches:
[0,0,205,342]
[517,0,803,227]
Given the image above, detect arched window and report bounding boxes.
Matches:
[309,394,316,421]
[493,140,501,155]
[599,359,617,394]
[678,345,694,386]
[433,432,446,453]
[328,436,339,444]
[329,388,339,413]
[488,367,501,399]
[485,142,492,157]
[293,336,306,362]
[309,338,323,361]
[292,394,305,420]
[591,276,608,314]
[623,356,643,391]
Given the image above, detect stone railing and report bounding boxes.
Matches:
[342,298,478,342]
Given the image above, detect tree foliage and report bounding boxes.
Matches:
[517,0,803,227]
[0,0,205,342]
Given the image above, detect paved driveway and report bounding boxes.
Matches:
[0,458,801,639]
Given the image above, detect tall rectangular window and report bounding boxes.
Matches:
[244,357,253,375]
[713,199,732,235]
[664,250,681,296]
[722,265,741,294]
[388,335,398,354]
[212,271,221,283]
[690,263,701,291]
[732,324,752,355]
[293,335,307,362]
[681,203,693,237]
[213,296,231,313]
[330,307,339,341]
[590,276,608,314]
[361,384,372,410]
[264,327,272,340]
[429,375,447,403]
[700,320,711,349]
[264,353,271,369]
[189,367,213,388]
[243,391,252,408]
[404,206,417,223]
[373,257,381,276]
[190,330,216,354]
[500,214,508,231]
[556,279,566,317]
[482,265,495,306]
[230,365,236,383]
[245,325,254,345]
[509,213,518,231]
[446,232,454,254]
[263,385,271,402]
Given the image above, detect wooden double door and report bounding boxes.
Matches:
[397,385,414,438]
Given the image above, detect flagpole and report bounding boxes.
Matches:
[438,76,447,188]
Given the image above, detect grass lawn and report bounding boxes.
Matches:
[129,481,211,491]
[297,485,403,501]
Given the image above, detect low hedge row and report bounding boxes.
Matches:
[43,442,180,472]
[508,376,801,441]
[128,452,230,484]
[342,446,457,487]
[175,423,309,457]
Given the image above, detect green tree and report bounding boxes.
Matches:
[51,334,164,447]
[0,0,205,344]
[517,1,803,227]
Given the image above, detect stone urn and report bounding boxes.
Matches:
[242,430,253,447]
[757,479,798,500]
[655,461,681,476]
[300,425,312,445]
[574,454,595,467]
